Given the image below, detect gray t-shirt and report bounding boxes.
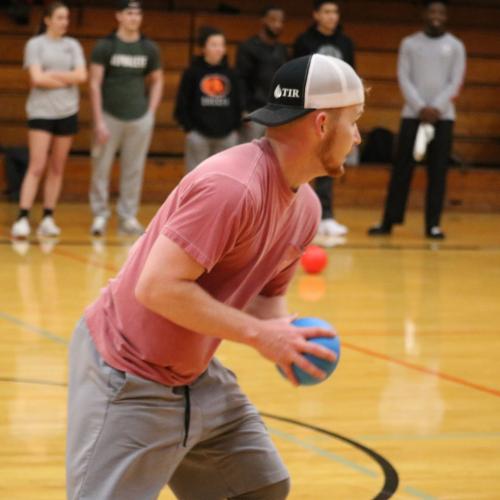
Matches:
[24,34,86,119]
[398,32,466,120]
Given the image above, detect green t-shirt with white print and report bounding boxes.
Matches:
[91,34,161,121]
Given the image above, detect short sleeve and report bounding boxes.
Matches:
[161,175,252,272]
[145,40,162,74]
[91,39,112,66]
[70,39,86,68]
[24,38,40,68]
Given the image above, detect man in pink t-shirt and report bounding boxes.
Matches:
[67,54,364,500]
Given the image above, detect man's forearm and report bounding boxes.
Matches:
[244,295,289,320]
[136,277,262,347]
[148,74,164,113]
[90,83,104,124]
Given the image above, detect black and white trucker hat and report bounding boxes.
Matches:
[247,54,364,127]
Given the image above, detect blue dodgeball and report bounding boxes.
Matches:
[278,317,341,386]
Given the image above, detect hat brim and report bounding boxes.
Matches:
[246,104,315,127]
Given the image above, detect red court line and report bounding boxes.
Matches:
[53,247,500,399]
[342,341,500,398]
[53,247,118,273]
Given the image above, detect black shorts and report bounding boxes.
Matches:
[28,113,79,136]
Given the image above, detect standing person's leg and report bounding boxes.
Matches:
[89,113,123,234]
[11,129,52,238]
[185,130,211,172]
[43,135,72,209]
[169,359,290,500]
[316,176,333,219]
[117,110,154,233]
[425,120,454,238]
[66,319,191,500]
[314,176,333,219]
[368,119,419,235]
[211,130,239,156]
[315,177,347,237]
[37,134,73,237]
[238,121,266,144]
[383,118,421,225]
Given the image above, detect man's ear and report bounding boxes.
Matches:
[314,111,329,138]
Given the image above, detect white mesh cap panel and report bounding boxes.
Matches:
[304,54,365,109]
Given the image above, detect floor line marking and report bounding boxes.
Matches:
[53,247,119,273]
[51,247,500,399]
[342,341,500,398]
[0,310,68,345]
[268,426,436,500]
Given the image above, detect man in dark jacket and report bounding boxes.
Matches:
[174,27,242,172]
[236,6,288,143]
[294,0,356,239]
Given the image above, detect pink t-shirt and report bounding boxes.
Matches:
[85,138,321,386]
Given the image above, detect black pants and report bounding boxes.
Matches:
[382,118,454,229]
[315,176,334,219]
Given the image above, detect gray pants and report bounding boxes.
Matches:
[90,111,154,220]
[66,319,289,500]
[185,130,238,172]
[238,121,266,145]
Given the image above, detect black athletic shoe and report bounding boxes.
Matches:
[367,223,392,236]
[426,226,446,239]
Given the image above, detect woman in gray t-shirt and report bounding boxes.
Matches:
[11,1,87,239]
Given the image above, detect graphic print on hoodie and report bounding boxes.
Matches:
[174,56,242,138]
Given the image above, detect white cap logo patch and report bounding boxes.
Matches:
[274,85,300,99]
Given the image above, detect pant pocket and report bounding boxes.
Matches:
[100,360,128,402]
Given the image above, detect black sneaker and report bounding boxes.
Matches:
[426,226,446,239]
[367,223,392,236]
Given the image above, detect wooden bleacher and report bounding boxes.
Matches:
[2,154,499,211]
[0,2,499,210]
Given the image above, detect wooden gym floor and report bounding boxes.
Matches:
[1,202,499,499]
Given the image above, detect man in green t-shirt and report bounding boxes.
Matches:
[89,0,163,236]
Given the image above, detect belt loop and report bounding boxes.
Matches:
[182,385,191,447]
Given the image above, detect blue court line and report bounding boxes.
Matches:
[0,310,68,345]
[268,426,437,500]
[268,426,377,477]
[403,486,438,500]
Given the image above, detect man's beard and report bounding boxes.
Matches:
[263,24,279,39]
[316,127,345,178]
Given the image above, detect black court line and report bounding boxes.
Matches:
[0,377,399,499]
[2,237,500,252]
[261,412,399,500]
[0,238,134,248]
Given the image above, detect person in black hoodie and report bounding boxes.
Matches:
[236,5,288,143]
[293,0,356,239]
[174,27,242,172]
[294,1,355,65]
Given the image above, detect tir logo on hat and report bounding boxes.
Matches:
[274,85,300,99]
